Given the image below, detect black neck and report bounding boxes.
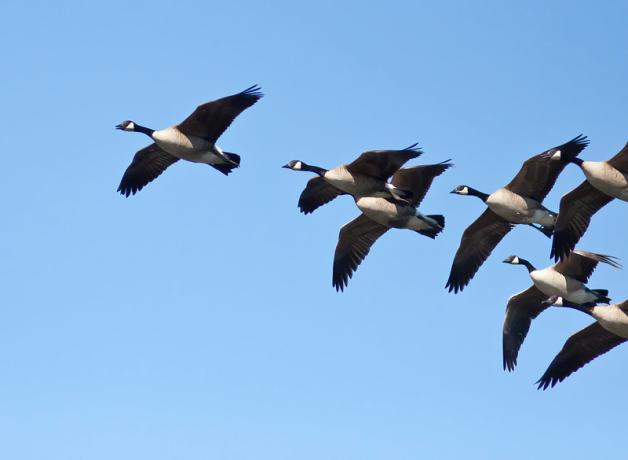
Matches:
[468,187,489,202]
[519,258,536,272]
[302,164,328,176]
[569,157,584,167]
[135,124,155,137]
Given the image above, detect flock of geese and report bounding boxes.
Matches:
[115,85,628,390]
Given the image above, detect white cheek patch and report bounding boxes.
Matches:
[512,256,520,264]
[126,122,135,131]
[294,161,303,170]
[461,187,469,195]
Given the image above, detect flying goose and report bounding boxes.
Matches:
[501,250,620,371]
[549,141,628,261]
[282,144,422,214]
[115,85,263,196]
[332,161,452,291]
[536,296,628,390]
[445,135,589,293]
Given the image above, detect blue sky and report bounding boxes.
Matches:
[1,1,627,458]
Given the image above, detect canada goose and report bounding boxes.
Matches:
[332,161,452,291]
[115,85,263,196]
[445,135,589,293]
[549,141,628,261]
[501,250,620,371]
[536,296,628,390]
[282,144,421,214]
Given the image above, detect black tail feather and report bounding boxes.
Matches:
[417,215,445,239]
[223,151,241,165]
[592,289,611,303]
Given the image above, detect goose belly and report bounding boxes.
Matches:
[530,269,591,303]
[486,188,548,224]
[583,162,628,201]
[324,169,384,197]
[356,197,406,227]
[152,128,216,163]
[593,307,628,339]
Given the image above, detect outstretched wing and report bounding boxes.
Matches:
[607,142,628,172]
[346,144,422,180]
[551,181,613,261]
[553,250,621,283]
[446,209,513,293]
[177,85,263,142]
[332,214,389,292]
[505,135,588,201]
[118,143,179,197]
[391,160,453,207]
[502,286,549,371]
[298,177,346,214]
[536,322,626,390]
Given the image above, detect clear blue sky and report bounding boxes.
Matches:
[1,1,627,458]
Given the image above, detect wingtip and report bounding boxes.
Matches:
[241,84,264,99]
[403,142,423,156]
[561,134,590,155]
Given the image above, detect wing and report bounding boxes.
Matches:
[502,286,549,371]
[332,214,389,292]
[345,143,422,180]
[117,143,179,197]
[553,250,621,283]
[298,177,346,214]
[445,209,514,293]
[176,85,263,142]
[607,142,628,172]
[391,160,453,207]
[617,300,628,314]
[550,181,614,261]
[536,322,626,390]
[505,135,589,201]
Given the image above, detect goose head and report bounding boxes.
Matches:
[450,185,471,195]
[282,160,305,171]
[115,120,137,132]
[502,255,522,265]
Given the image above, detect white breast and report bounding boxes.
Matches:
[530,268,569,297]
[592,306,628,338]
[486,188,539,223]
[323,168,362,195]
[152,127,213,161]
[356,197,399,226]
[582,161,628,201]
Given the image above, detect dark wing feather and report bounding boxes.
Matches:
[551,181,614,261]
[536,322,626,390]
[117,143,179,197]
[445,209,514,293]
[553,250,621,283]
[332,214,389,292]
[391,160,453,207]
[617,300,628,314]
[298,177,346,214]
[502,286,549,371]
[177,85,263,142]
[345,143,422,180]
[607,142,628,172]
[505,135,589,201]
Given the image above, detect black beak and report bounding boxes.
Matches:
[449,189,457,194]
[281,164,291,169]
[502,258,511,263]
[115,124,124,130]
